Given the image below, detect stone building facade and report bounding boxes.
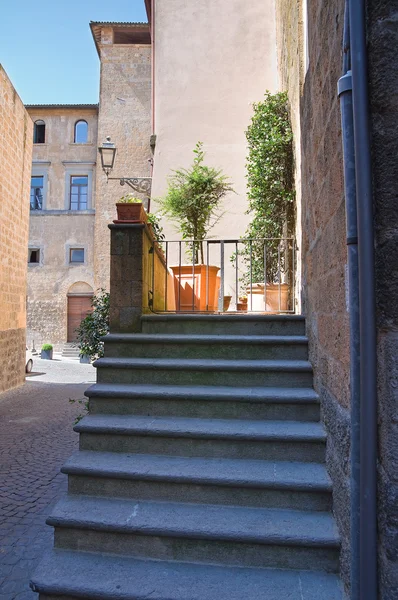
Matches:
[0,65,32,392]
[91,22,152,290]
[25,22,152,350]
[25,105,98,350]
[275,0,398,596]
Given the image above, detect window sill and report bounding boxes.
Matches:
[30,209,95,216]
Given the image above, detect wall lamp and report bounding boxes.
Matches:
[98,136,152,210]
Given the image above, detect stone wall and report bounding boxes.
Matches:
[367,0,398,595]
[25,107,98,350]
[275,0,351,588]
[94,27,152,290]
[0,65,32,392]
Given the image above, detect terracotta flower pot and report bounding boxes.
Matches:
[116,202,147,222]
[171,265,220,312]
[246,283,289,312]
[223,295,232,312]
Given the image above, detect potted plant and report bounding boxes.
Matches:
[158,142,234,311]
[223,295,232,312]
[237,295,248,312]
[41,343,53,360]
[115,195,147,223]
[238,92,295,312]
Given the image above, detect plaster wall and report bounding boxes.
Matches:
[94,29,152,290]
[0,66,32,392]
[151,0,278,298]
[26,107,97,349]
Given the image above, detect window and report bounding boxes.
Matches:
[70,176,88,210]
[33,120,45,144]
[69,248,85,263]
[30,176,43,210]
[74,120,88,144]
[28,249,40,264]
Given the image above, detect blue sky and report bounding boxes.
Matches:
[0,0,148,105]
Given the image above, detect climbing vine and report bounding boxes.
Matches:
[240,91,295,284]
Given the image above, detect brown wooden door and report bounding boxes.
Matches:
[67,296,93,342]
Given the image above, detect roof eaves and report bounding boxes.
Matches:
[25,104,99,110]
[89,21,150,57]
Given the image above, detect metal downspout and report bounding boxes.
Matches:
[349,0,378,598]
[338,2,360,597]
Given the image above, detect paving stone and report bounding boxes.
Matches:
[0,358,93,597]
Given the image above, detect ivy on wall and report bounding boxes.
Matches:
[242,91,295,284]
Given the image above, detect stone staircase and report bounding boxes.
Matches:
[31,314,344,599]
[61,343,80,358]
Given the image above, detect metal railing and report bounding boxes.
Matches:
[149,237,296,314]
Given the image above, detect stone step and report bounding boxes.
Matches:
[103,333,308,360]
[31,549,345,600]
[62,344,80,357]
[141,313,306,336]
[63,451,332,511]
[49,496,340,572]
[94,358,313,388]
[86,383,320,421]
[75,415,326,462]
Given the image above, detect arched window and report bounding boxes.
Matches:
[33,120,45,144]
[74,120,88,144]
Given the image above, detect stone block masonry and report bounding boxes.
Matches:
[0,65,33,393]
[94,29,152,291]
[275,0,350,588]
[368,0,398,594]
[276,0,398,596]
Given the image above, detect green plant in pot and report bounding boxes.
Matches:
[76,289,109,360]
[158,142,234,311]
[235,91,295,312]
[41,343,53,360]
[116,194,147,223]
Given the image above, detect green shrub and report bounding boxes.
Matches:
[75,289,110,359]
[236,91,295,286]
[157,142,234,263]
[41,343,53,351]
[117,195,142,204]
[147,212,165,243]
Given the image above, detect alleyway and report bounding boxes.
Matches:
[0,358,95,599]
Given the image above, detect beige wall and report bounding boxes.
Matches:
[26,107,97,349]
[0,65,32,392]
[151,0,278,298]
[94,27,152,290]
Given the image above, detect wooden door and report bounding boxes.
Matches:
[67,296,93,342]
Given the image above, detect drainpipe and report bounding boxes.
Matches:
[338,3,360,599]
[344,0,378,597]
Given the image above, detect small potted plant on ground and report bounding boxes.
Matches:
[157,142,234,312]
[237,295,248,312]
[223,295,232,312]
[115,194,147,223]
[41,343,53,360]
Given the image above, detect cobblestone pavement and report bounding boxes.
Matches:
[0,357,96,599]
